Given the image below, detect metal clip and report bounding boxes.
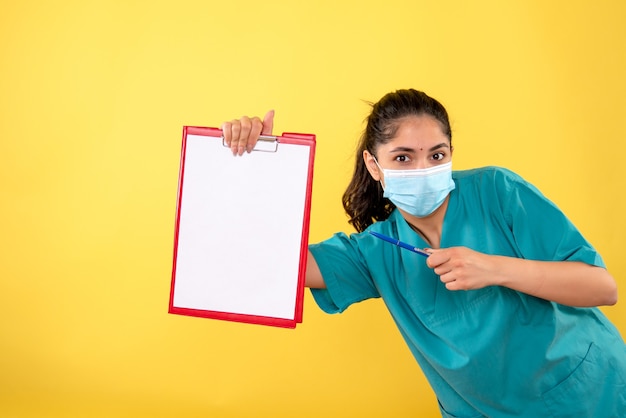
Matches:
[222,134,279,153]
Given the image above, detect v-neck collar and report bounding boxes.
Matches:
[392,183,459,250]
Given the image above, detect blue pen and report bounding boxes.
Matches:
[369,231,430,258]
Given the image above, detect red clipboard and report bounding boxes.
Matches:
[169,126,315,328]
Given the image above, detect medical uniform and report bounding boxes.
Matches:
[309,167,626,418]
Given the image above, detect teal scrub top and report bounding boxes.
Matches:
[309,167,626,418]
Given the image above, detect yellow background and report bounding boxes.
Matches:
[1,1,625,417]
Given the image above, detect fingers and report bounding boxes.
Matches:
[444,278,462,291]
[425,248,446,269]
[221,120,234,147]
[426,247,490,291]
[237,115,256,156]
[221,111,274,156]
[426,248,459,288]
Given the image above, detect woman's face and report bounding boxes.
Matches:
[363,115,453,183]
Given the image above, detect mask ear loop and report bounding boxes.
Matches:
[371,155,386,191]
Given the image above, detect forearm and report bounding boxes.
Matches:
[493,257,618,307]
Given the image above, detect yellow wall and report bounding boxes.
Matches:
[1,1,624,417]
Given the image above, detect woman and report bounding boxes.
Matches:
[222,89,626,417]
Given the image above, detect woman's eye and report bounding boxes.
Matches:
[395,155,409,162]
[432,152,445,161]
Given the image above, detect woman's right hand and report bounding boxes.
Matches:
[221,110,275,156]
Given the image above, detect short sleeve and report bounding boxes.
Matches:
[308,232,380,314]
[496,168,605,267]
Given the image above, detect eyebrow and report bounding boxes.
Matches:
[389,143,450,153]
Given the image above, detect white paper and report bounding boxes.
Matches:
[172,134,310,320]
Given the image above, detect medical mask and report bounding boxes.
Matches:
[375,160,455,217]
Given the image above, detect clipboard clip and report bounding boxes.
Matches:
[222,134,279,153]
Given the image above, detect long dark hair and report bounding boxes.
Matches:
[342,89,452,232]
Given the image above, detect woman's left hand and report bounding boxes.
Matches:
[426,247,498,291]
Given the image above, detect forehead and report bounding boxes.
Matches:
[393,115,448,141]
[377,115,450,151]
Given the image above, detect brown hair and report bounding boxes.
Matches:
[342,89,452,232]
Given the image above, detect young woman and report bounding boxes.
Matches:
[222,89,626,417]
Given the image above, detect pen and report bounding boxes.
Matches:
[369,231,430,258]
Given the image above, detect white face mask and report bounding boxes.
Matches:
[375,160,455,217]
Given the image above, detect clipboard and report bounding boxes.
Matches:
[169,126,316,328]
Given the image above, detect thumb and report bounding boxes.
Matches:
[262,109,275,135]
[424,248,441,268]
